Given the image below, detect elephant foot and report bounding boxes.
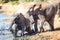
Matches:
[40,27,44,33]
[50,26,54,31]
[50,29,54,31]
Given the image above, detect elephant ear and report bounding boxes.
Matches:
[27,4,36,16]
[27,8,33,16]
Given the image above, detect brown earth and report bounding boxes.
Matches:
[0,3,18,16]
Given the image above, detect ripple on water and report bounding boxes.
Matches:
[0,14,14,40]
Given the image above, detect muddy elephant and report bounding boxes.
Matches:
[10,13,35,37]
[41,2,60,31]
[27,2,60,32]
[27,4,45,33]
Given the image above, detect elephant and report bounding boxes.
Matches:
[10,13,34,37]
[27,4,45,33]
[27,2,60,32]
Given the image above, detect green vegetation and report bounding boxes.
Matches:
[0,0,47,4]
[2,0,18,3]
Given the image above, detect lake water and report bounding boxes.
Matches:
[0,14,14,40]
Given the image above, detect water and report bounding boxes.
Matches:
[0,14,14,40]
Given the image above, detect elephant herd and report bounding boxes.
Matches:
[10,2,60,37]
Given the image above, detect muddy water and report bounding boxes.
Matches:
[0,14,14,40]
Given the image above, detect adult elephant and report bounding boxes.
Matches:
[27,4,45,33]
[41,2,60,31]
[27,2,60,32]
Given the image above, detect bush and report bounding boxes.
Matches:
[2,0,19,3]
[2,0,9,3]
[1,0,48,4]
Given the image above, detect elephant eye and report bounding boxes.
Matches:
[30,8,33,12]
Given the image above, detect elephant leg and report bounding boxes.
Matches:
[34,20,38,33]
[14,27,18,37]
[26,26,33,35]
[48,22,54,31]
[10,28,14,34]
[40,21,45,33]
[26,20,36,34]
[37,19,45,33]
[40,27,44,33]
[21,26,25,36]
[50,25,54,31]
[48,17,54,31]
[10,24,17,36]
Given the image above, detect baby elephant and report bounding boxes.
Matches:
[10,13,33,37]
